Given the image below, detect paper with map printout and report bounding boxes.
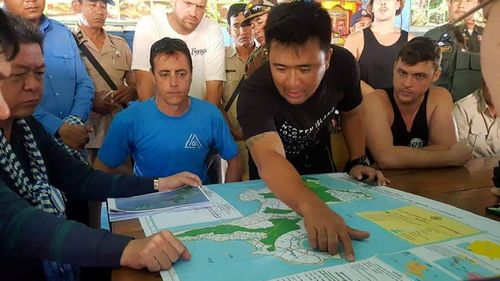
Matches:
[108,185,212,221]
[140,187,244,234]
[139,173,500,281]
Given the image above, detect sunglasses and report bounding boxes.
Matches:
[243,4,273,18]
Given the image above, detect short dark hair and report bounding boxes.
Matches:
[6,13,43,51]
[265,1,331,53]
[397,37,441,71]
[149,37,193,72]
[0,10,19,60]
[227,3,247,25]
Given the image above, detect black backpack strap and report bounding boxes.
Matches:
[72,31,118,90]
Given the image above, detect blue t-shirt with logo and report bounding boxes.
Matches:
[97,97,238,183]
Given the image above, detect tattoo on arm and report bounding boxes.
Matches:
[246,132,275,148]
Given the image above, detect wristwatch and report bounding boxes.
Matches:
[153,178,160,191]
[344,156,370,172]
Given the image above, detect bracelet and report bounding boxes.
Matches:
[344,155,370,172]
[153,178,160,191]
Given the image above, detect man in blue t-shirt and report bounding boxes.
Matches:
[95,37,241,184]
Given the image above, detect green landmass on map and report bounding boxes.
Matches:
[175,176,371,263]
[303,177,341,203]
[263,208,294,214]
[178,218,301,251]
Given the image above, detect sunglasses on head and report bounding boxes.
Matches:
[243,4,273,18]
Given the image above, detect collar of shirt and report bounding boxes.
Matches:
[228,45,253,62]
[38,15,52,36]
[74,25,117,56]
[475,88,495,117]
[227,45,238,58]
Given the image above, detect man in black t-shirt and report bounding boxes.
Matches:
[237,1,387,262]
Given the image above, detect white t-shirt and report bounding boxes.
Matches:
[132,10,225,99]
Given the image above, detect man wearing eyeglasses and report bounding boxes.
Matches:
[364,37,472,169]
[241,0,278,77]
[223,3,256,180]
[424,0,482,101]
[131,0,225,107]
[0,14,200,280]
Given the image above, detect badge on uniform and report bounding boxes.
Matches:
[439,45,453,53]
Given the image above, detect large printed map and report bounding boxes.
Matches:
[139,174,500,281]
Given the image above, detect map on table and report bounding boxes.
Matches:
[139,173,500,281]
[107,185,211,221]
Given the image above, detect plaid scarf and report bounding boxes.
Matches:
[0,119,78,281]
[53,115,89,165]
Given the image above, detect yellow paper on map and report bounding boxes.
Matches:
[358,205,479,245]
[467,240,500,259]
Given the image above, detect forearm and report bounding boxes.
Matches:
[135,70,154,101]
[205,80,223,107]
[422,143,455,151]
[48,143,153,200]
[224,156,242,182]
[64,168,154,201]
[373,146,456,169]
[341,109,366,160]
[0,185,131,267]
[70,88,94,122]
[258,151,326,215]
[70,41,95,122]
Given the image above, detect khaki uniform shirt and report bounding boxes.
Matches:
[223,46,246,137]
[73,27,132,148]
[223,46,250,180]
[454,89,500,158]
[245,46,268,79]
[424,24,481,101]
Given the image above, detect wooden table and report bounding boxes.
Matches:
[112,156,500,280]
[382,156,500,221]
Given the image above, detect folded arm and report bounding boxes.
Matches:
[365,90,470,169]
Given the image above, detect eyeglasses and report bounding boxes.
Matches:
[243,4,273,18]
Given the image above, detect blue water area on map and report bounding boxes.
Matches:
[166,174,446,281]
[208,174,417,260]
[377,251,453,281]
[173,239,326,281]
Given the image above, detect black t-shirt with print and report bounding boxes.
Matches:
[237,45,362,157]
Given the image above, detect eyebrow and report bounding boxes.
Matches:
[12,63,45,70]
[159,69,188,73]
[272,63,312,68]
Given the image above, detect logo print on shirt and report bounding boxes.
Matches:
[185,134,203,149]
[191,48,207,56]
[409,138,424,148]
